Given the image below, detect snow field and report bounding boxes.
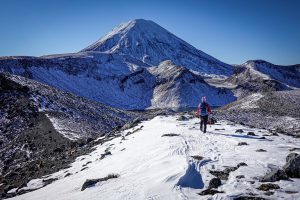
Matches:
[10,115,300,200]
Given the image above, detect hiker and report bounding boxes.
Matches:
[196,96,212,133]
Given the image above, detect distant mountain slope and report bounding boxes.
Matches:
[0,58,236,109]
[239,60,300,88]
[149,61,236,108]
[215,89,300,136]
[206,60,300,98]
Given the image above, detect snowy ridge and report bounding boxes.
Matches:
[149,60,236,108]
[0,57,236,109]
[4,73,138,139]
[237,60,300,88]
[9,115,300,200]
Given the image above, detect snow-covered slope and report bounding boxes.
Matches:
[81,19,233,77]
[239,60,300,88]
[227,60,300,91]
[149,61,236,108]
[0,56,236,109]
[8,115,300,200]
[216,90,300,136]
[207,60,300,98]
[1,73,138,139]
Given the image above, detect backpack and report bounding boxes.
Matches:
[200,102,209,116]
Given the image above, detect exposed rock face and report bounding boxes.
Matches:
[260,169,289,182]
[283,153,300,178]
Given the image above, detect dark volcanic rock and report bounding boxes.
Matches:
[191,155,204,160]
[247,132,256,136]
[177,115,189,121]
[161,133,180,137]
[235,129,244,133]
[198,189,224,195]
[236,175,245,179]
[81,179,101,191]
[237,162,248,167]
[283,153,300,178]
[260,169,289,182]
[208,177,222,189]
[210,163,247,180]
[256,149,267,152]
[81,174,119,191]
[257,183,280,191]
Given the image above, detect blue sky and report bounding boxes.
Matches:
[0,0,299,65]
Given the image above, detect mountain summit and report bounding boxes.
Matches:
[81,19,233,76]
[0,19,298,110]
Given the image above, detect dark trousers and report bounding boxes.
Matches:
[200,115,208,133]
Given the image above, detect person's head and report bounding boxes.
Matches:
[202,96,206,102]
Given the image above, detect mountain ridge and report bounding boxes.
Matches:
[0,19,299,110]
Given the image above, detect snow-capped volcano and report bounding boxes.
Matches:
[0,20,298,110]
[81,19,233,76]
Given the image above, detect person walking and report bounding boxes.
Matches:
[196,96,212,133]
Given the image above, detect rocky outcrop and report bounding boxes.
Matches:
[283,153,300,178]
[260,169,289,182]
[81,174,119,191]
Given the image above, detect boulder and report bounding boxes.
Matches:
[260,169,289,182]
[237,162,248,167]
[256,149,267,152]
[283,153,300,178]
[235,129,244,133]
[247,132,256,136]
[81,179,101,191]
[208,178,221,189]
[236,175,245,179]
[177,116,188,121]
[81,174,119,191]
[198,189,224,195]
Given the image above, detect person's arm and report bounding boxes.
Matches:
[196,103,200,117]
[207,104,212,114]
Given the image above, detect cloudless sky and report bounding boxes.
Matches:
[0,0,299,65]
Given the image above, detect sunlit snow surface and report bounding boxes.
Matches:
[9,115,300,200]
